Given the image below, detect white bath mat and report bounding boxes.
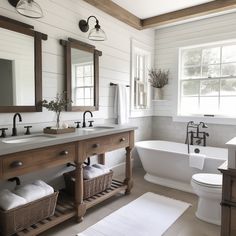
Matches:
[77,192,191,236]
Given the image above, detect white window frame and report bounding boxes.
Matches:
[175,39,236,125]
[130,39,152,117]
[72,62,94,106]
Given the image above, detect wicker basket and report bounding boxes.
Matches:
[64,170,113,199]
[0,191,58,236]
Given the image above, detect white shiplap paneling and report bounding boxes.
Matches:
[153,11,236,116]
[0,0,154,125]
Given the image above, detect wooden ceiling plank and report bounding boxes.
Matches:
[82,0,142,30]
[141,0,236,29]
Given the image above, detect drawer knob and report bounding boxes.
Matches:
[10,161,23,168]
[60,150,69,156]
[93,144,100,148]
[120,137,126,142]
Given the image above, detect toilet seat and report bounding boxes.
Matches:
[192,173,222,188]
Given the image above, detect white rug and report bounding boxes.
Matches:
[77,192,191,236]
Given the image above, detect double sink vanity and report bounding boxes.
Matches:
[0,14,136,235]
[0,125,136,235]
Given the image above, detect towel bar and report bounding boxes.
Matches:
[110,82,130,87]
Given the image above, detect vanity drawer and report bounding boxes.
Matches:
[112,132,129,149]
[83,132,130,157]
[2,143,76,179]
[84,136,113,157]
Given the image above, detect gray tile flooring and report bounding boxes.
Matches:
[41,168,220,236]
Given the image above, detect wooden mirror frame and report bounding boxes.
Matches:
[60,38,102,111]
[0,15,47,113]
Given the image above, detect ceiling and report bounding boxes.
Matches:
[112,0,214,19]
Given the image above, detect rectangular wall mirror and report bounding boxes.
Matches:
[0,15,47,112]
[60,38,102,111]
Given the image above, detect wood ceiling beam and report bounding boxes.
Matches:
[142,0,236,29]
[82,0,142,30]
[82,0,236,30]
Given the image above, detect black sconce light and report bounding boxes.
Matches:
[8,0,43,19]
[79,16,107,41]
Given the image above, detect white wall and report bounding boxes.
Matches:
[153,11,236,116]
[0,0,154,188]
[152,12,236,148]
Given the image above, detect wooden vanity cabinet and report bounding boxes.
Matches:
[1,143,76,179]
[0,130,135,235]
[219,164,236,236]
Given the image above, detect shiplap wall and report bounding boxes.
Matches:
[152,11,236,148]
[0,0,154,126]
[0,0,154,189]
[153,11,236,116]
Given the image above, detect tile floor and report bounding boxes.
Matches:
[41,168,220,236]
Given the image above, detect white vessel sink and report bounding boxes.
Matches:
[2,134,56,144]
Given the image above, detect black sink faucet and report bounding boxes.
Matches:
[12,113,22,136]
[82,111,93,128]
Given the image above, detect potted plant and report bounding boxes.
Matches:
[148,68,169,100]
[41,92,72,130]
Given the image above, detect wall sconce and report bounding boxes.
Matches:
[79,16,107,41]
[8,0,43,19]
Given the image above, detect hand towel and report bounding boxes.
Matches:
[15,184,47,202]
[0,189,27,210]
[189,153,206,170]
[83,166,105,180]
[114,84,129,124]
[32,180,54,196]
[92,164,110,174]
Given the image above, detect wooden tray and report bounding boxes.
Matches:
[43,127,76,134]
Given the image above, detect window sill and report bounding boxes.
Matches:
[173,115,236,125]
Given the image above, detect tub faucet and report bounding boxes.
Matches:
[185,121,209,153]
[82,110,93,128]
[12,113,22,136]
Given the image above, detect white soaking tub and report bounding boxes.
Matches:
[136,140,228,192]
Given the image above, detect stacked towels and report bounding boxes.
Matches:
[83,164,111,180]
[0,180,54,211]
[0,189,27,211]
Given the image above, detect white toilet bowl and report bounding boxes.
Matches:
[191,173,222,225]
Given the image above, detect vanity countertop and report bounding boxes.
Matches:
[226,137,236,147]
[0,125,137,156]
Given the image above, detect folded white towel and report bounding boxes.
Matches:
[32,180,54,196]
[0,189,27,211]
[189,153,206,170]
[83,166,105,180]
[92,164,111,174]
[15,184,47,202]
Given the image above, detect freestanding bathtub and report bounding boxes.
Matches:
[136,140,228,193]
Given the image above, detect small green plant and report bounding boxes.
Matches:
[148,69,169,88]
[41,92,72,129]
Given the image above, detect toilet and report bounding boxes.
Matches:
[191,173,222,225]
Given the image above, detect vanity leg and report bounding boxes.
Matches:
[124,147,133,195]
[75,163,86,222]
[98,153,105,165]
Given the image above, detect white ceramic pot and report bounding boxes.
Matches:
[154,88,163,100]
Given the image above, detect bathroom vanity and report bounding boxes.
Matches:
[219,162,236,236]
[0,126,135,235]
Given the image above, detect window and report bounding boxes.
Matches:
[179,42,236,117]
[131,40,151,111]
[72,62,94,106]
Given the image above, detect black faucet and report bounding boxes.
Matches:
[185,121,209,153]
[82,111,93,128]
[12,113,22,136]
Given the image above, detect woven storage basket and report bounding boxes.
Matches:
[64,170,113,199]
[0,191,58,236]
